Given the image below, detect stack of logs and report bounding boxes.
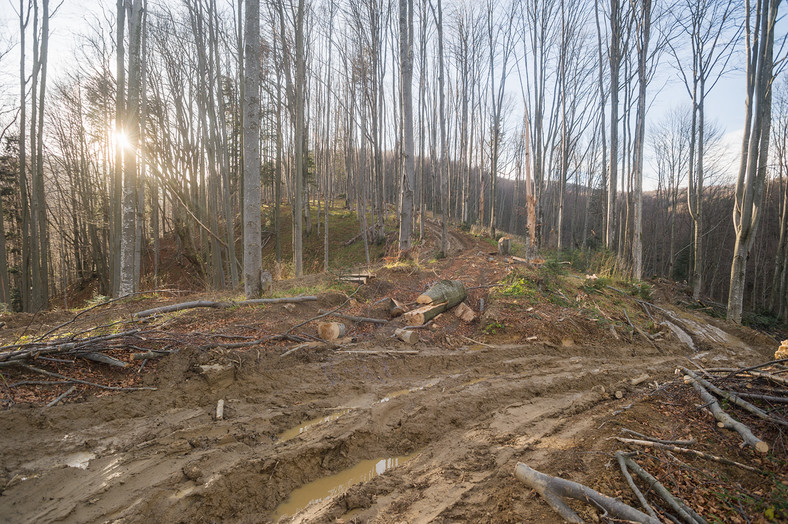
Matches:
[318,280,476,346]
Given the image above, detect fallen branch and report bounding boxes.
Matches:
[614,438,765,475]
[320,311,388,325]
[47,385,76,408]
[684,374,769,453]
[514,462,660,524]
[682,367,788,427]
[616,453,706,524]
[616,452,658,520]
[133,296,318,319]
[621,428,695,446]
[80,352,129,368]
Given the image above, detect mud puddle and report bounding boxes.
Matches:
[271,452,419,521]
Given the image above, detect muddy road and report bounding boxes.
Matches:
[0,326,765,523]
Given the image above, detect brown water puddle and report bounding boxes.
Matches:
[278,409,352,442]
[271,452,419,521]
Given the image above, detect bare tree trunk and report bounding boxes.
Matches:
[119,0,144,297]
[242,0,269,297]
[112,0,126,297]
[606,0,621,252]
[293,0,306,276]
[632,0,652,281]
[398,0,415,252]
[728,0,779,323]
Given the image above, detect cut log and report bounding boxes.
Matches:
[681,367,787,427]
[684,374,769,453]
[514,462,660,524]
[511,256,529,264]
[395,328,419,345]
[454,302,476,322]
[403,302,450,326]
[81,352,129,368]
[416,280,467,306]
[498,237,511,255]
[318,322,347,341]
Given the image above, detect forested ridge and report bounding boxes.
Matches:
[0,0,786,324]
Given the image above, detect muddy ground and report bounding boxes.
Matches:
[1,226,785,523]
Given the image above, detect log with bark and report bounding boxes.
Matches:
[395,328,419,345]
[132,296,318,319]
[318,322,346,341]
[404,281,467,326]
[684,374,769,453]
[514,462,660,524]
[681,367,788,427]
[416,280,467,305]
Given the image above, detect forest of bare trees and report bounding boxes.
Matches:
[0,0,786,323]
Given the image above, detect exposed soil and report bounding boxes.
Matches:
[1,225,785,523]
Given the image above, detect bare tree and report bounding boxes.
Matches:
[398,0,415,252]
[728,0,782,323]
[243,0,270,297]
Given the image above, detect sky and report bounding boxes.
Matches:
[0,0,785,191]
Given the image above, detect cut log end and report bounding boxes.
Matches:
[395,328,419,345]
[454,302,477,322]
[318,322,346,341]
[755,441,770,454]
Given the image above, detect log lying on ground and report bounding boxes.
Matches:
[416,280,467,306]
[405,281,467,326]
[318,322,346,341]
[133,296,318,319]
[395,328,419,345]
[514,462,660,524]
[403,302,449,326]
[681,367,787,427]
[80,352,129,368]
[684,374,769,453]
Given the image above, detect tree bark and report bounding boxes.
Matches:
[242,0,270,298]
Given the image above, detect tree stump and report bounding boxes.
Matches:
[498,237,511,255]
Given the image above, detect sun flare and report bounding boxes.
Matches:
[114,129,130,150]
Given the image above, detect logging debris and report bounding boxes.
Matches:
[514,462,660,524]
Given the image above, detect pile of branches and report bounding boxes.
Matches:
[516,358,788,523]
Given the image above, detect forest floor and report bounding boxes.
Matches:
[0,222,787,523]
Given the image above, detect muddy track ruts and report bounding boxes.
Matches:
[0,338,707,524]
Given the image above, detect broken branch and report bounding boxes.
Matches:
[514,462,660,524]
